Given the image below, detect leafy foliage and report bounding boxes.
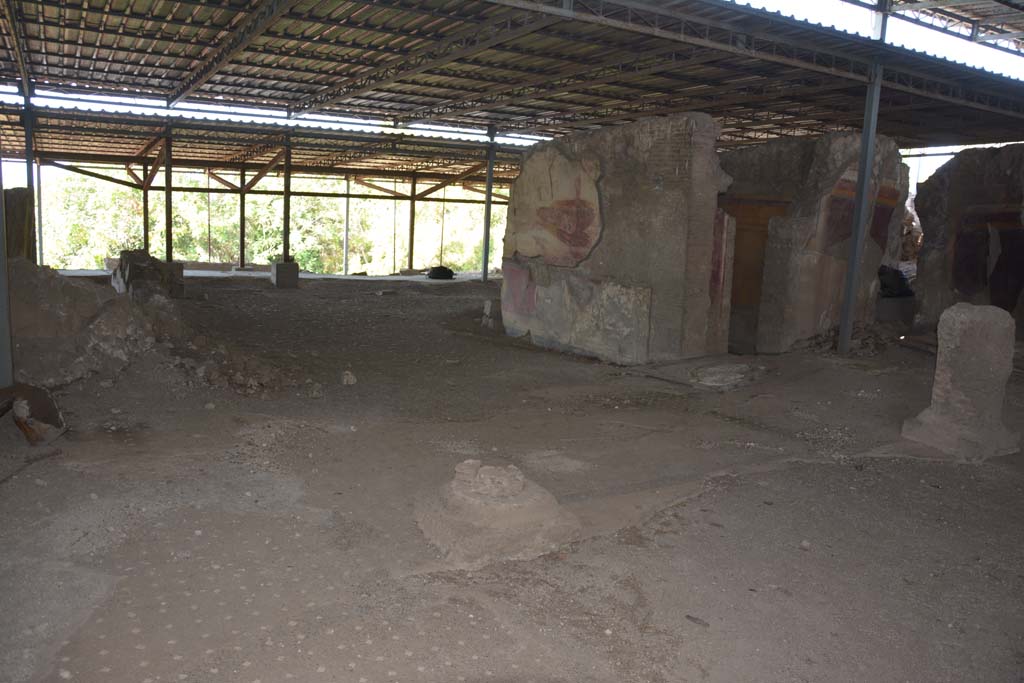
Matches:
[40,166,507,276]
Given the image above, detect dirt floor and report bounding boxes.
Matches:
[1,275,1022,683]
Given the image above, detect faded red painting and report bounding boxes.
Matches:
[509,170,602,267]
[531,177,599,265]
[536,198,598,251]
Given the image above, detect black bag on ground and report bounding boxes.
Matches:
[427,266,455,280]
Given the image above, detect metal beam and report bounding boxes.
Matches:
[309,140,401,169]
[290,11,558,116]
[125,164,144,186]
[243,148,286,191]
[168,0,302,107]
[399,48,723,126]
[165,136,173,262]
[239,168,246,268]
[283,142,291,262]
[343,176,350,275]
[207,170,240,191]
[462,182,509,201]
[142,146,166,190]
[483,0,1024,124]
[142,162,150,253]
[408,175,416,271]
[50,162,142,190]
[481,126,496,283]
[890,0,979,11]
[0,148,11,389]
[34,159,42,265]
[134,134,166,160]
[977,31,1024,42]
[838,61,884,354]
[415,163,487,200]
[220,135,288,165]
[354,178,409,198]
[0,0,32,95]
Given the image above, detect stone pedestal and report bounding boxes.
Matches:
[271,261,299,289]
[414,459,579,569]
[902,303,1019,461]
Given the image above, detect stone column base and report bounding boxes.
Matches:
[902,408,1020,463]
[271,261,299,289]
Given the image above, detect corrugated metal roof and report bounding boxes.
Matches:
[0,0,1022,176]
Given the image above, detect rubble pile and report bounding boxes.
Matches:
[168,340,296,396]
[9,258,161,387]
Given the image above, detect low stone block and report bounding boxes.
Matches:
[902,303,1020,461]
[112,250,185,299]
[271,261,299,289]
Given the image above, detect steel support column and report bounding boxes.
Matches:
[343,176,350,275]
[408,175,416,270]
[142,161,150,252]
[838,60,883,354]
[164,135,173,262]
[283,143,292,262]
[23,107,36,264]
[239,168,246,268]
[481,125,497,283]
[0,145,11,388]
[34,160,42,265]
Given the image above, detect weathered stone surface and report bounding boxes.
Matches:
[902,303,1019,462]
[502,113,733,364]
[481,298,503,331]
[503,259,652,364]
[111,250,185,299]
[415,459,580,569]
[915,144,1024,339]
[720,133,907,353]
[271,261,299,289]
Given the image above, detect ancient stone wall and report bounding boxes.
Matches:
[720,133,907,353]
[915,144,1024,339]
[501,113,733,365]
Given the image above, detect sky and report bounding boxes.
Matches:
[4,0,1023,189]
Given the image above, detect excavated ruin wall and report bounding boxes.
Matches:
[501,113,733,365]
[915,144,1024,338]
[720,133,907,353]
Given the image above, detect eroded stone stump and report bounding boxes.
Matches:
[902,303,1019,461]
[112,249,185,299]
[415,459,580,569]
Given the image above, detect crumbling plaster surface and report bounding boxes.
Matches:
[720,133,907,353]
[915,144,1024,337]
[502,113,733,365]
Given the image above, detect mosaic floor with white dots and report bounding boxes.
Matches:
[3,277,1022,683]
